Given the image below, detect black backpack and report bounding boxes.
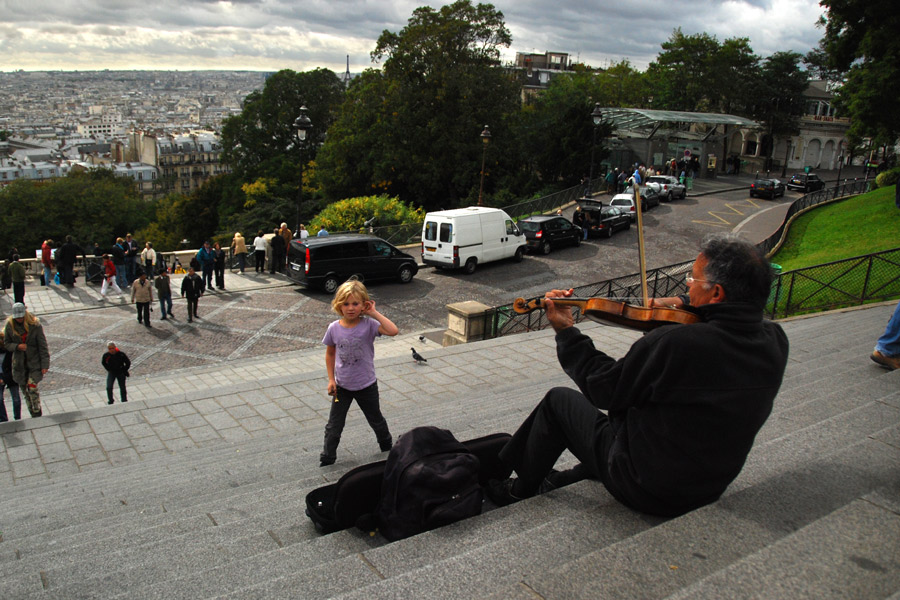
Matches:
[376,426,483,541]
[304,431,510,537]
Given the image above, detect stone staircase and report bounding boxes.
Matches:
[0,305,898,599]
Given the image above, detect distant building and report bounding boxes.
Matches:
[126,130,229,196]
[512,52,574,102]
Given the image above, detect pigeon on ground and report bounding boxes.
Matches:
[411,347,427,364]
[418,335,426,343]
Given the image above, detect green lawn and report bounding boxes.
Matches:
[772,186,900,271]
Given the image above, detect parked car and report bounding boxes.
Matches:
[287,234,418,293]
[749,178,786,199]
[588,206,632,238]
[645,175,687,201]
[786,173,825,193]
[609,194,639,221]
[637,186,662,209]
[517,215,581,254]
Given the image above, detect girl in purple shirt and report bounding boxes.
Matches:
[320,280,398,466]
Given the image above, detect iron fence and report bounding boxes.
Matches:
[766,248,900,319]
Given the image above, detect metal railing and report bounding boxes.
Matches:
[767,248,900,319]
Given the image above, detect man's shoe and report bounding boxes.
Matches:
[188,317,193,323]
[379,439,393,452]
[320,456,336,467]
[485,478,528,507]
[539,464,589,494]
[871,350,900,371]
[161,316,167,321]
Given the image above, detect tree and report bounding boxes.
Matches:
[0,170,153,253]
[647,29,758,114]
[819,0,900,145]
[317,0,522,211]
[751,52,808,168]
[220,68,345,183]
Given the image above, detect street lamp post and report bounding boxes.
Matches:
[835,151,844,198]
[478,125,491,206]
[293,106,312,234]
[588,103,603,197]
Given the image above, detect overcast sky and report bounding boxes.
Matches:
[0,0,826,73]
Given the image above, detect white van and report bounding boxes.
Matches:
[421,207,526,274]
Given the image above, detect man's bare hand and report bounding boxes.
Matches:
[544,288,575,332]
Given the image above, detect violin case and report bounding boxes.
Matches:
[305,431,511,535]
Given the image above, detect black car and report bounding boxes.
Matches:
[589,206,632,238]
[637,186,662,209]
[517,215,581,255]
[287,234,418,293]
[749,178,786,199]
[786,173,825,193]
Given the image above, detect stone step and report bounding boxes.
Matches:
[664,489,900,599]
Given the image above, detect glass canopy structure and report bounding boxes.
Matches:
[600,108,761,134]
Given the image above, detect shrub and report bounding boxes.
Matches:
[310,195,424,235]
[874,167,900,189]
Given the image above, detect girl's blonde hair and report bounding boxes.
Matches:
[331,280,370,316]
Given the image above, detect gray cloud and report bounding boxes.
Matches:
[0,0,825,72]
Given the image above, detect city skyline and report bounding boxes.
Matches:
[0,0,826,74]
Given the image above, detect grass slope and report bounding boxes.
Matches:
[773,186,900,271]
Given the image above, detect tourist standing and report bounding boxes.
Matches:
[252,230,267,274]
[155,269,174,320]
[3,303,50,418]
[102,341,130,404]
[131,272,153,328]
[231,232,248,274]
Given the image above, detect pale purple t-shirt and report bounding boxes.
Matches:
[322,317,381,391]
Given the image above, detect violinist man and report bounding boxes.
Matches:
[486,234,789,517]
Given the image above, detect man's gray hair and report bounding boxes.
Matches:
[699,233,773,310]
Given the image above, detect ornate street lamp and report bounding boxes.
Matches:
[478,125,491,206]
[293,106,313,234]
[588,103,603,197]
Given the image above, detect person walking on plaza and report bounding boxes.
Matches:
[269,228,285,274]
[140,242,157,275]
[3,303,50,418]
[252,230,267,274]
[8,254,26,304]
[181,266,205,322]
[155,269,174,320]
[279,222,293,269]
[99,254,125,301]
[0,329,23,421]
[196,241,215,291]
[213,242,226,290]
[101,341,130,404]
[231,232,248,274]
[41,239,54,286]
[124,233,139,283]
[319,280,397,467]
[111,237,128,289]
[131,271,153,328]
[870,299,900,370]
[57,235,83,286]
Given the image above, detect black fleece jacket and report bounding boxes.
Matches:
[556,301,789,516]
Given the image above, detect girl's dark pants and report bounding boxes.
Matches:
[320,382,391,462]
[107,371,127,404]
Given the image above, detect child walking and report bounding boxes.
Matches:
[320,280,397,467]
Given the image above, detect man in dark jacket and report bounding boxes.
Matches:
[486,235,789,517]
[269,228,286,274]
[57,235,83,286]
[101,341,130,404]
[180,266,205,323]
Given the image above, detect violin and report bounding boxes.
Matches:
[512,296,700,331]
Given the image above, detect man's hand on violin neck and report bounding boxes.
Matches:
[649,296,685,309]
[544,288,575,332]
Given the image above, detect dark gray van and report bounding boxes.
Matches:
[287,234,418,293]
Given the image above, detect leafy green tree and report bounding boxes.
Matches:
[647,29,758,114]
[819,0,900,145]
[750,52,808,167]
[317,0,522,211]
[220,68,344,183]
[0,170,152,254]
[311,195,424,234]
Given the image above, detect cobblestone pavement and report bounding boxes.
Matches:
[1,272,439,403]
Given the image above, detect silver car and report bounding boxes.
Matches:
[645,175,687,201]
